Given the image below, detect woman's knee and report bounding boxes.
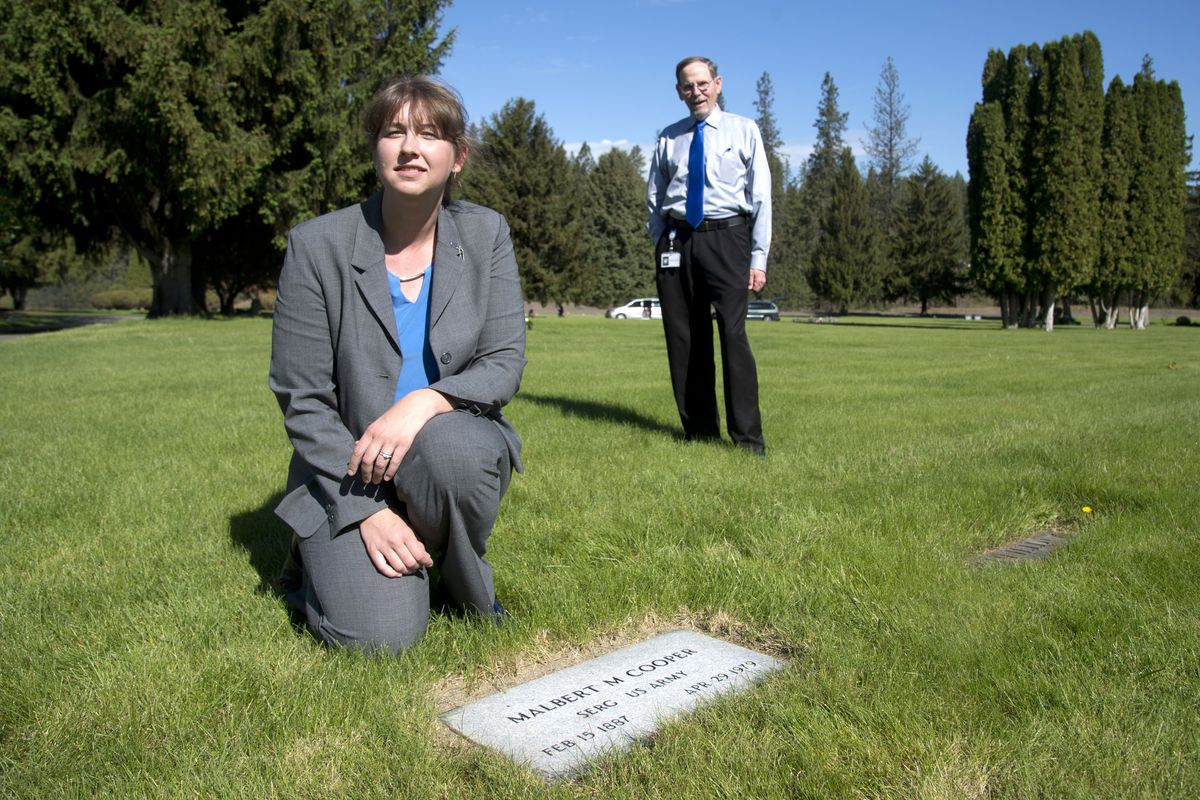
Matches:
[406,412,507,495]
[311,608,428,654]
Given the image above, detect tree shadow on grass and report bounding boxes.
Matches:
[517,392,680,439]
[819,320,1000,332]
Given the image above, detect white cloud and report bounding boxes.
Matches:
[780,143,813,166]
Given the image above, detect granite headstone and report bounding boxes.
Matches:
[440,629,786,779]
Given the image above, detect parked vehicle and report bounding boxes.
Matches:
[746,300,780,321]
[606,298,662,319]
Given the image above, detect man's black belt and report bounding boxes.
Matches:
[670,215,749,232]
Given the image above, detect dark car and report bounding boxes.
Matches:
[746,300,780,321]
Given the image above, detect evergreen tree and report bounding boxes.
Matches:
[803,72,850,206]
[755,72,788,198]
[1028,33,1104,330]
[1180,170,1200,308]
[0,191,41,310]
[795,72,849,305]
[893,156,968,314]
[998,44,1039,326]
[1125,58,1189,328]
[968,33,1115,329]
[0,0,453,316]
[865,56,920,278]
[807,150,884,313]
[1092,76,1138,326]
[460,98,582,304]
[575,147,654,307]
[754,71,805,308]
[866,57,920,186]
[572,142,596,175]
[968,99,1026,326]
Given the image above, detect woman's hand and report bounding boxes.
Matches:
[359,507,434,577]
[348,388,453,484]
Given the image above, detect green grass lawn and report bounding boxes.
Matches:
[1,315,1197,798]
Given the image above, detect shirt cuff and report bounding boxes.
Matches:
[750,253,767,272]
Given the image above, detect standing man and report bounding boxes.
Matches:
[647,56,771,456]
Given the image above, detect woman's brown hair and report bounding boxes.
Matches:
[362,76,471,159]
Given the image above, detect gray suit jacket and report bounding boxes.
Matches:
[269,192,526,539]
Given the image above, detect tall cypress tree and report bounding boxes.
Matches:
[968,45,1040,327]
[1126,59,1188,328]
[969,32,1118,329]
[1092,76,1138,327]
[968,98,1025,326]
[1029,33,1103,330]
[1181,170,1200,309]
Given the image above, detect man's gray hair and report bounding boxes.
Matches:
[675,56,718,85]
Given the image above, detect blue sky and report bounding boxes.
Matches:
[437,0,1197,179]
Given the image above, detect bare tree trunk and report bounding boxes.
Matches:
[1059,293,1075,325]
[1128,292,1150,330]
[146,239,199,317]
[1020,290,1039,328]
[1036,284,1056,331]
[1097,292,1121,329]
[1103,300,1119,329]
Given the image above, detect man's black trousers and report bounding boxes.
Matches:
[655,221,765,453]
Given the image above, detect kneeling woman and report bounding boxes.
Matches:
[269,77,525,652]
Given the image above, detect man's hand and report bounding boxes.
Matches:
[748,268,766,293]
[359,507,433,577]
[348,388,453,484]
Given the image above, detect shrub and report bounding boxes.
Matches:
[1176,315,1192,327]
[90,288,153,310]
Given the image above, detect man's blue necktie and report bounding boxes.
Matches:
[686,118,705,228]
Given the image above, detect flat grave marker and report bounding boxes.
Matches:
[439,629,786,780]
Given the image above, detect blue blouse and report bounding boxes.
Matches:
[386,266,439,403]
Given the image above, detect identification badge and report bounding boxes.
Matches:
[659,251,681,269]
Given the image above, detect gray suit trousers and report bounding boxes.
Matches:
[297,410,511,653]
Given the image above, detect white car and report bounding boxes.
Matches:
[606,298,662,319]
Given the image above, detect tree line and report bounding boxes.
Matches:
[1,6,1193,321]
[967,32,1190,329]
[751,63,972,316]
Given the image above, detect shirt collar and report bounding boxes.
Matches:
[697,106,724,129]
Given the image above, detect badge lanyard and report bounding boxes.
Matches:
[659,228,680,270]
